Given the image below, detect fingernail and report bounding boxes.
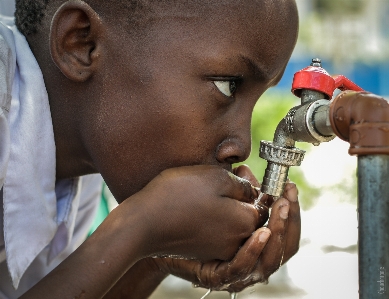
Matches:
[258,229,271,243]
[279,204,290,220]
[285,183,298,202]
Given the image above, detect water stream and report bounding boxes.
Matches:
[200,289,238,299]
[200,289,212,299]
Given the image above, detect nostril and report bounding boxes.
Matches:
[225,156,240,164]
[216,139,251,164]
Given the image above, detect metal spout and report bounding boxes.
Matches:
[259,95,336,197]
[260,58,337,197]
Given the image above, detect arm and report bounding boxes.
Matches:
[20,191,150,299]
[102,258,168,299]
[19,165,261,299]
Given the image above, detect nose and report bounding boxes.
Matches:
[215,102,254,165]
[216,133,251,165]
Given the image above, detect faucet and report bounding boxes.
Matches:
[259,58,389,299]
[260,58,362,197]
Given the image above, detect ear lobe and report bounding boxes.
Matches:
[50,1,102,82]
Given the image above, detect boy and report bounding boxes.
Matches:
[0,0,301,298]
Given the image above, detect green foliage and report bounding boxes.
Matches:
[313,0,365,15]
[236,91,320,210]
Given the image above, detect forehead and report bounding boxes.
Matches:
[110,0,298,82]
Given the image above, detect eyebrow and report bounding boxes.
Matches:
[239,55,283,86]
[239,55,269,81]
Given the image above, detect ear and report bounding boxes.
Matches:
[50,0,103,82]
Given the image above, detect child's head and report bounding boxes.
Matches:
[16,0,298,201]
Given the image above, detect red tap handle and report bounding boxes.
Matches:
[333,75,364,92]
[292,62,364,98]
[291,66,335,99]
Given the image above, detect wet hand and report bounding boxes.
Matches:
[195,187,300,292]
[135,165,264,262]
[150,165,301,292]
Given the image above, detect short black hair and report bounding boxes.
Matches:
[14,0,213,37]
[15,0,50,35]
[14,0,150,36]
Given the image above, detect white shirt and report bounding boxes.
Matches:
[0,19,102,298]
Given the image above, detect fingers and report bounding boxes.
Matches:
[217,196,292,292]
[284,181,298,203]
[196,181,300,293]
[160,183,300,293]
[257,197,290,278]
[256,182,300,275]
[194,180,296,290]
[217,227,271,282]
[281,182,301,264]
[223,174,270,229]
[227,185,300,292]
[254,203,270,228]
[221,170,301,267]
[192,227,271,290]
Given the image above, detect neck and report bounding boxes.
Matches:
[26,35,98,180]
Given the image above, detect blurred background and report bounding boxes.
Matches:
[150,0,389,298]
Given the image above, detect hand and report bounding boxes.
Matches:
[131,165,268,262]
[150,165,301,292]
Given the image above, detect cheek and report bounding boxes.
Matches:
[89,97,222,200]
[131,76,226,163]
[145,105,219,163]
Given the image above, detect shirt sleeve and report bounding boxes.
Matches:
[0,27,14,190]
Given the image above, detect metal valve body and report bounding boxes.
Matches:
[259,58,362,197]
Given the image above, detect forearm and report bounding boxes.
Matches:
[103,258,168,299]
[19,197,148,299]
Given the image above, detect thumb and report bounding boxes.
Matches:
[233,164,260,188]
[222,171,259,203]
[223,169,269,228]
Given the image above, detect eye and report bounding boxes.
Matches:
[213,80,237,97]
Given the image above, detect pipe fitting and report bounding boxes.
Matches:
[330,91,389,156]
[288,100,335,145]
[259,141,305,196]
